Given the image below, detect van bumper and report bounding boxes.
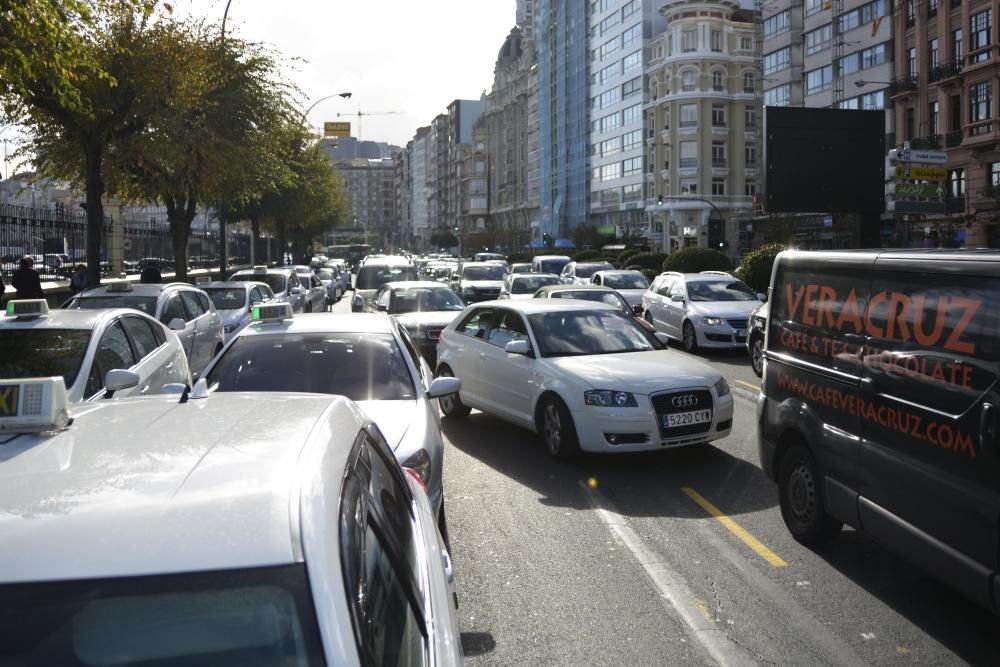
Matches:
[756,392,777,481]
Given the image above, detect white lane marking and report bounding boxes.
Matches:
[581,482,756,667]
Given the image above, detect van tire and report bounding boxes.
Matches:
[778,445,842,546]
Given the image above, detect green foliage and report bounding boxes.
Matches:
[662,247,732,273]
[572,249,602,262]
[624,265,659,283]
[737,243,784,293]
[626,252,668,272]
[617,248,642,267]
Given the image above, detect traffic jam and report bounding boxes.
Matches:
[1,248,999,664]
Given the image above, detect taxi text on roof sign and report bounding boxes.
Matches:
[5,299,50,318]
[252,302,294,322]
[0,377,70,432]
[106,279,133,292]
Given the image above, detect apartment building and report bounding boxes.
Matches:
[645,0,758,256]
[337,158,397,250]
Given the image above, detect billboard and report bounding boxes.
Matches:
[324,121,351,138]
[764,107,885,214]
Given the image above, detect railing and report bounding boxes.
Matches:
[711,120,727,128]
[712,159,727,167]
[889,77,918,96]
[929,60,962,82]
[679,158,698,168]
[679,120,698,128]
[946,129,963,147]
[946,196,966,213]
[909,135,942,149]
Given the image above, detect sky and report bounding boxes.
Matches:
[184,0,518,147]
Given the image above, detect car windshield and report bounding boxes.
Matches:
[528,310,663,357]
[390,287,465,313]
[575,263,613,278]
[203,288,246,311]
[603,273,650,290]
[510,264,532,274]
[230,273,287,294]
[0,329,92,388]
[71,295,158,315]
[687,279,758,302]
[511,275,560,294]
[551,290,630,311]
[432,267,453,279]
[356,265,418,290]
[205,332,416,400]
[538,259,570,274]
[0,565,322,665]
[316,269,333,280]
[462,265,506,281]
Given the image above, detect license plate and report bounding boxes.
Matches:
[663,409,711,429]
[736,328,747,337]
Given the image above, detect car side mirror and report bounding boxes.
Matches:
[654,332,670,347]
[168,317,186,331]
[670,294,685,302]
[103,369,140,398]
[505,339,531,355]
[427,376,461,398]
[757,292,767,302]
[376,303,387,311]
[289,286,302,295]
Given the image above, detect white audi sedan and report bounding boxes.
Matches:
[436,300,733,459]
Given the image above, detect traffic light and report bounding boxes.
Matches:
[657,195,663,205]
[708,218,724,249]
[542,232,553,248]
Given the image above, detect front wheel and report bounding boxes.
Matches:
[437,368,470,418]
[539,396,580,460]
[682,321,698,353]
[778,445,843,546]
[750,336,764,377]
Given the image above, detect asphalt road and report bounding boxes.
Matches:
[441,345,1000,666]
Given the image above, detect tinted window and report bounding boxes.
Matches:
[363,525,425,666]
[180,292,206,318]
[462,265,506,281]
[205,333,416,400]
[456,308,495,339]
[86,320,136,396]
[603,273,650,290]
[204,288,246,311]
[687,279,758,302]
[122,316,162,359]
[487,311,530,348]
[389,287,464,313]
[0,329,91,387]
[160,296,188,325]
[356,265,418,290]
[511,275,560,294]
[0,566,322,665]
[230,273,288,294]
[316,269,333,280]
[575,263,614,278]
[73,296,158,315]
[528,310,663,357]
[538,258,570,275]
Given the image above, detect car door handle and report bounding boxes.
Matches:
[164,362,174,371]
[980,402,996,457]
[140,385,150,395]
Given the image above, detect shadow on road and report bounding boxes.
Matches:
[443,410,778,519]
[460,632,497,657]
[814,531,1000,666]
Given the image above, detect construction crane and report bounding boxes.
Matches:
[336,109,401,141]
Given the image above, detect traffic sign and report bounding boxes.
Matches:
[887,200,947,214]
[889,148,948,164]
[887,183,946,198]
[895,165,947,180]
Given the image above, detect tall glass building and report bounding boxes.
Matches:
[537,0,590,241]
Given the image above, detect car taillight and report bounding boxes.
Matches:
[404,467,427,493]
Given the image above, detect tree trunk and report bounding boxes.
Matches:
[218,201,228,276]
[276,218,286,266]
[250,214,260,265]
[165,193,197,283]
[83,139,105,288]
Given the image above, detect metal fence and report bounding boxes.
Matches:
[1,203,253,282]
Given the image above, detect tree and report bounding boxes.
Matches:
[662,247,732,273]
[618,216,649,248]
[13,3,170,287]
[737,243,783,293]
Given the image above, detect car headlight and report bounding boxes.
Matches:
[584,390,638,407]
[714,377,730,398]
[703,316,724,327]
[401,448,432,485]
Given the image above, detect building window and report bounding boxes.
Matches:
[622,103,642,125]
[805,25,832,55]
[680,104,698,127]
[682,30,697,52]
[743,71,755,93]
[970,81,993,129]
[711,179,726,196]
[861,43,887,69]
[745,145,758,167]
[805,65,833,95]
[622,23,641,50]
[680,141,698,168]
[990,163,1000,189]
[928,39,940,70]
[621,0,639,20]
[711,142,726,167]
[906,108,916,139]
[953,29,964,63]
[764,84,790,106]
[623,156,643,177]
[745,182,757,197]
[711,104,726,127]
[681,71,697,92]
[971,10,992,63]
[622,76,642,99]
[622,50,641,73]
[601,137,621,157]
[764,47,790,75]
[712,71,725,91]
[623,183,642,202]
[680,179,698,194]
[907,47,917,80]
[623,129,643,151]
[929,100,940,135]
[949,168,965,197]
[928,0,938,17]
[740,37,752,50]
[805,0,824,17]
[906,0,915,26]
[601,163,622,181]
[744,106,757,129]
[763,11,789,38]
[711,30,723,52]
[599,13,619,36]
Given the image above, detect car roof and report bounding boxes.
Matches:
[360,255,411,266]
[534,284,614,294]
[236,312,398,337]
[77,282,191,297]
[595,269,643,275]
[201,281,266,290]
[473,299,616,314]
[232,267,294,277]
[383,280,454,290]
[0,307,152,331]
[0,393,368,583]
[511,272,560,279]
[533,255,571,260]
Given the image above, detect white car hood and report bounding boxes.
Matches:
[464,280,504,290]
[355,400,416,450]
[688,300,762,320]
[548,350,719,394]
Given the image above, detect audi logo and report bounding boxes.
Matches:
[671,394,698,408]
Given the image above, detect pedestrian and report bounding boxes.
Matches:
[140,260,162,284]
[70,264,88,294]
[11,256,44,300]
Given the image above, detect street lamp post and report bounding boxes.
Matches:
[299,93,353,134]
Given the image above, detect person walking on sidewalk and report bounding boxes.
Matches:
[70,264,88,294]
[12,256,44,300]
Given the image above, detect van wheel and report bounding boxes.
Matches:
[778,445,842,546]
[682,321,698,352]
[750,336,764,377]
[437,367,470,418]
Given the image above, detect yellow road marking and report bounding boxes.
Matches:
[694,600,716,624]
[682,487,788,568]
[735,379,760,393]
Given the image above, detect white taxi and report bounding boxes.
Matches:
[436,300,733,459]
[0,299,190,402]
[0,377,462,665]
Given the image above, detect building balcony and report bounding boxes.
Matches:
[945,129,963,147]
[888,77,918,97]
[908,135,942,150]
[929,60,963,85]
[962,120,998,148]
[711,123,729,136]
[711,159,727,168]
[679,158,698,169]
[660,169,671,181]
[661,129,671,143]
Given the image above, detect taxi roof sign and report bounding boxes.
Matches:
[253,265,268,273]
[251,302,293,323]
[5,299,50,319]
[106,280,133,292]
[0,377,70,433]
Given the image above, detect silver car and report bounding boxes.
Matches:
[315,267,344,305]
[201,309,460,544]
[228,266,310,313]
[288,265,329,312]
[2,299,191,402]
[559,261,614,285]
[201,281,275,342]
[64,280,224,378]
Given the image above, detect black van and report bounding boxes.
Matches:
[758,249,1000,610]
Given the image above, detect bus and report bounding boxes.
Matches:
[326,243,373,271]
